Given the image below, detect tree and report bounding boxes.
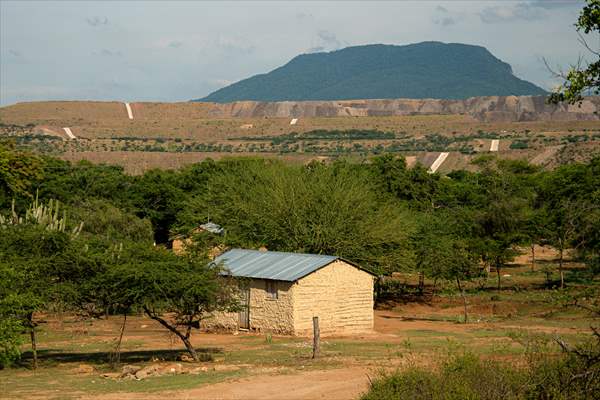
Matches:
[537,160,600,288]
[548,0,600,104]
[413,211,480,323]
[94,245,239,362]
[473,160,531,290]
[0,197,83,368]
[0,141,43,208]
[182,159,416,275]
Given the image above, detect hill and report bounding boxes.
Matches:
[1,97,599,174]
[197,42,547,103]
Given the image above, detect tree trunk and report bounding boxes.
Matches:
[110,313,127,367]
[559,247,565,289]
[143,306,200,362]
[418,272,424,296]
[28,313,38,370]
[456,278,468,324]
[531,244,536,272]
[30,327,38,370]
[180,336,199,362]
[496,261,502,291]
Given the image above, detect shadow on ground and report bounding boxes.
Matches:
[17,347,223,368]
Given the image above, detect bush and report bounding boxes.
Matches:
[362,353,525,400]
[363,332,600,400]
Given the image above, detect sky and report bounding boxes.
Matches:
[0,0,592,106]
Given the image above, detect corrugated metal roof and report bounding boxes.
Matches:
[199,222,224,235]
[214,249,339,282]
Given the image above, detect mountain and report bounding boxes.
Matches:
[196,42,547,103]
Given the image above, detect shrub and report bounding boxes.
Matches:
[362,332,600,400]
[362,353,525,400]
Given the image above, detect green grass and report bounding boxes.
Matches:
[0,367,246,398]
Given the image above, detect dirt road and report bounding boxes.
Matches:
[91,367,370,400]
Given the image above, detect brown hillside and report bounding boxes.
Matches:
[1,96,599,174]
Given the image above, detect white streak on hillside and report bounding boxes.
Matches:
[63,127,76,140]
[429,152,449,173]
[125,102,134,120]
[490,139,499,152]
[290,118,298,125]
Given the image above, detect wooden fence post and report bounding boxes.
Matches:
[312,316,320,359]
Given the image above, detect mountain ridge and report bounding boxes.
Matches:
[197,42,547,103]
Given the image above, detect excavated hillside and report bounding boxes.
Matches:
[1,96,599,174]
[208,96,600,122]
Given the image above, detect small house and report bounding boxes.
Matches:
[203,249,375,336]
[171,222,224,255]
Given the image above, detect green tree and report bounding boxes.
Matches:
[549,0,600,104]
[0,197,84,368]
[413,211,480,323]
[0,141,43,207]
[182,159,415,274]
[101,245,238,361]
[537,160,600,287]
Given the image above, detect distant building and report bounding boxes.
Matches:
[204,249,375,336]
[171,222,224,255]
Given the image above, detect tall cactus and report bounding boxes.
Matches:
[0,195,83,238]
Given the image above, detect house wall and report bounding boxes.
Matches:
[202,279,295,334]
[292,260,374,336]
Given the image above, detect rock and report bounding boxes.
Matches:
[135,365,161,380]
[76,364,95,374]
[212,365,241,372]
[121,364,142,376]
[166,363,184,374]
[178,353,194,362]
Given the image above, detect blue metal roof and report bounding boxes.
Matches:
[214,249,339,282]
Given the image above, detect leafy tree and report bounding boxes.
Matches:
[0,198,84,368]
[130,169,185,244]
[371,155,441,210]
[0,141,43,207]
[413,211,480,322]
[471,160,532,290]
[70,199,153,243]
[96,245,238,361]
[182,159,416,274]
[549,0,600,103]
[537,160,600,287]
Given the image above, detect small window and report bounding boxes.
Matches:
[266,281,278,300]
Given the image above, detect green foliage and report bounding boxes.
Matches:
[0,140,43,206]
[70,199,153,243]
[549,0,600,104]
[181,159,416,274]
[363,332,600,400]
[362,353,526,400]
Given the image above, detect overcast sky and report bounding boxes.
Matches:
[0,0,591,106]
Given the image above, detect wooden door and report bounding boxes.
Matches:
[238,287,250,329]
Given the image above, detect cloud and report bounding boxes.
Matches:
[433,5,457,27]
[168,41,183,49]
[307,30,345,53]
[479,0,578,23]
[8,49,21,57]
[296,12,314,20]
[93,49,122,57]
[215,36,255,55]
[85,16,109,27]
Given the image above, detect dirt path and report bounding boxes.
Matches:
[428,152,449,173]
[90,367,370,400]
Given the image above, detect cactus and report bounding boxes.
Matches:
[0,195,83,238]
